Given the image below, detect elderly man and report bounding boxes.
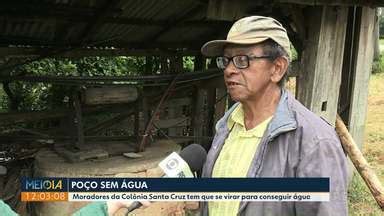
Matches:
[200,16,348,216]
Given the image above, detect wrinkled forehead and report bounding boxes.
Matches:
[223,43,264,56]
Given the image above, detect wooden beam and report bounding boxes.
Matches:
[338,7,360,123]
[0,47,200,58]
[207,0,247,21]
[0,105,135,126]
[0,40,205,51]
[214,87,227,127]
[0,13,232,28]
[336,115,384,209]
[82,86,138,105]
[347,6,376,149]
[0,109,70,124]
[154,117,190,129]
[0,39,207,50]
[297,6,348,124]
[85,111,134,135]
[0,135,212,142]
[73,92,85,149]
[191,87,206,145]
[276,0,384,7]
[145,5,204,42]
[0,1,122,16]
[0,69,222,85]
[206,88,216,138]
[79,0,122,45]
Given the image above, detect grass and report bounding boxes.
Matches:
[348,73,384,215]
[379,39,384,47]
[375,39,384,74]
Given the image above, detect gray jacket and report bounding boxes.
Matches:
[201,90,348,216]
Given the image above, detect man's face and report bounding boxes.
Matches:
[223,44,276,102]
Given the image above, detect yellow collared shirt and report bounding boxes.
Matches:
[209,104,272,216]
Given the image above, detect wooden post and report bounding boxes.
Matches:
[297,6,348,124]
[168,55,183,136]
[160,57,168,74]
[134,100,140,141]
[194,55,204,72]
[206,87,216,138]
[336,115,384,210]
[338,6,360,123]
[373,9,380,61]
[73,92,85,149]
[214,87,227,126]
[346,6,376,149]
[191,87,206,145]
[145,56,153,75]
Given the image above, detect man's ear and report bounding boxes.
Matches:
[270,56,289,84]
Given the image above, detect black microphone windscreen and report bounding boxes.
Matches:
[179,144,207,173]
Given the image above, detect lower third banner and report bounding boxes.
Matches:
[21,177,330,202]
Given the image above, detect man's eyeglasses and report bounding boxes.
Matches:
[216,55,274,70]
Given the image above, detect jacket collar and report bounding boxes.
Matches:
[267,89,297,139]
[215,89,297,138]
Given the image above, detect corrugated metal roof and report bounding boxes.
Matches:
[0,0,380,57]
[0,0,225,53]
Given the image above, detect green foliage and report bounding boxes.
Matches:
[379,13,384,39]
[0,55,199,112]
[75,57,145,76]
[183,56,194,72]
[0,56,149,111]
[290,46,298,61]
[372,53,384,74]
[19,57,145,77]
[0,84,6,112]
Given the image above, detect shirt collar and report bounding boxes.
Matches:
[228,104,273,138]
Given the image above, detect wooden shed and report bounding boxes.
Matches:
[0,0,382,215]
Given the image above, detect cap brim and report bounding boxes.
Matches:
[201,38,269,57]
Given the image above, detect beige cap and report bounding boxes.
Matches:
[201,16,291,59]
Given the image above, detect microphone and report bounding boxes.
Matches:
[159,143,207,178]
[125,144,207,213]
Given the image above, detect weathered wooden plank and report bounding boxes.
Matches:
[0,103,135,125]
[297,6,348,124]
[199,76,225,89]
[338,7,360,126]
[207,0,246,20]
[167,107,177,136]
[141,94,149,136]
[84,111,134,135]
[164,98,191,109]
[277,0,384,7]
[214,88,227,126]
[348,7,376,149]
[73,93,85,149]
[191,87,206,144]
[82,86,138,105]
[0,47,200,58]
[206,88,216,138]
[194,55,204,72]
[154,117,190,129]
[0,110,70,124]
[134,101,140,139]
